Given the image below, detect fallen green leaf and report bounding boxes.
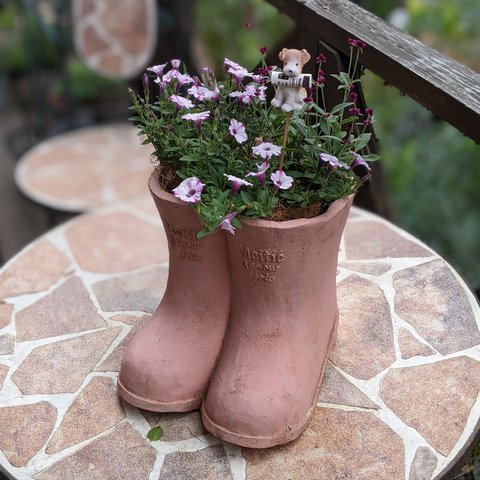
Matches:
[147,426,164,441]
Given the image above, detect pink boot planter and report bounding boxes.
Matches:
[201,196,353,448]
[117,169,231,412]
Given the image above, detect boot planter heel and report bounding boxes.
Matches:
[118,169,231,412]
[201,196,352,447]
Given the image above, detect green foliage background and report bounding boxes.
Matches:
[194,0,293,72]
[195,0,480,290]
[362,0,480,290]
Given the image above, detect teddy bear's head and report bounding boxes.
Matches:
[278,48,311,77]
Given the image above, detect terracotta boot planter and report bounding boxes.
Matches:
[201,196,352,447]
[117,169,231,412]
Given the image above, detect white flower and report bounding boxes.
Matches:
[171,59,181,69]
[147,63,168,77]
[177,73,193,87]
[223,58,243,70]
[187,84,219,102]
[172,177,204,203]
[246,161,269,186]
[244,84,267,102]
[252,142,282,160]
[163,69,181,83]
[319,153,348,170]
[219,211,238,235]
[270,170,294,190]
[181,111,210,130]
[224,174,253,195]
[229,119,247,144]
[169,94,194,110]
[228,65,251,83]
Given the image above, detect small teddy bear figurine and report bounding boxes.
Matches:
[271,48,312,112]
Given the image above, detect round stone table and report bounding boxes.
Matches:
[14,124,154,212]
[1,199,479,480]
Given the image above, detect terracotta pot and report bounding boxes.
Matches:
[117,169,231,411]
[201,196,353,447]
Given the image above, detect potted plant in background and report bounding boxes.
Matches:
[118,39,376,448]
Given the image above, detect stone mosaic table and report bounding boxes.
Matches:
[15,124,153,213]
[72,0,157,79]
[1,198,480,480]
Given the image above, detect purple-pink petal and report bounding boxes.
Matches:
[270,170,293,190]
[172,177,204,203]
[224,174,253,195]
[229,119,247,144]
[350,155,371,177]
[252,142,282,160]
[219,211,238,235]
[319,153,348,170]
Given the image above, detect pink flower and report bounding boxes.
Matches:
[187,84,219,102]
[163,69,181,83]
[260,46,268,55]
[316,53,327,63]
[246,161,269,186]
[171,59,181,69]
[348,38,366,49]
[224,58,251,83]
[229,119,247,144]
[244,84,267,103]
[350,155,371,177]
[147,63,168,77]
[202,66,214,78]
[172,177,204,203]
[181,111,210,130]
[177,73,193,88]
[251,74,265,84]
[229,90,245,102]
[228,65,251,83]
[270,170,293,190]
[319,153,348,171]
[224,174,253,195]
[252,142,282,160]
[170,94,194,110]
[219,211,238,235]
[364,107,375,125]
[224,58,243,70]
[256,85,267,101]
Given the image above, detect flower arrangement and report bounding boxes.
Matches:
[130,39,377,237]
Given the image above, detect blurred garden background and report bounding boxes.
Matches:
[0,0,478,299]
[0,0,479,478]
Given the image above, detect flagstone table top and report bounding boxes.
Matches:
[14,124,154,213]
[1,198,480,480]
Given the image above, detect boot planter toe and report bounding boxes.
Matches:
[201,196,352,447]
[118,169,230,412]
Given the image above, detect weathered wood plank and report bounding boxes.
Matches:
[266,0,480,143]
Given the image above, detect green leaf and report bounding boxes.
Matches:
[231,217,242,228]
[147,426,164,441]
[179,155,196,162]
[331,102,353,115]
[331,72,351,85]
[361,154,380,162]
[287,170,304,178]
[196,229,211,239]
[351,133,372,150]
[240,190,253,204]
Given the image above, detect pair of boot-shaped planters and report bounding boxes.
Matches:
[118,168,352,448]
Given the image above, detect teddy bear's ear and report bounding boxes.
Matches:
[301,49,311,65]
[279,48,288,61]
